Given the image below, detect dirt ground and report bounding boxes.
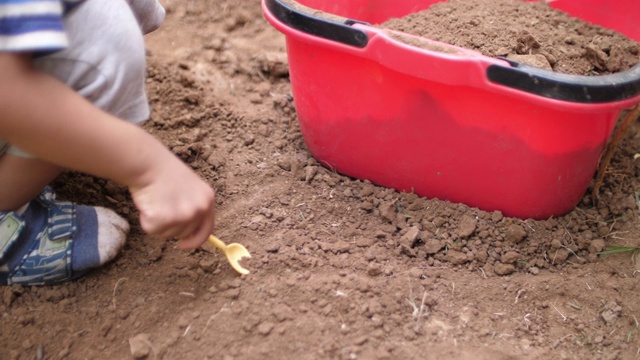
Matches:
[2,1,640,359]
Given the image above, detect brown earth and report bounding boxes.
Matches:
[2,1,640,359]
[382,0,640,74]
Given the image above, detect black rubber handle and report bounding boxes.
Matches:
[265,0,368,47]
[488,58,640,103]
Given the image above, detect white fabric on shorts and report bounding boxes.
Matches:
[2,0,165,158]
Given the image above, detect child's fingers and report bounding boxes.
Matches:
[177,216,215,250]
[137,193,215,239]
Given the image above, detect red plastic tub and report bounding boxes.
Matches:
[262,0,640,219]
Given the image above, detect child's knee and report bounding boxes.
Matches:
[31,0,151,123]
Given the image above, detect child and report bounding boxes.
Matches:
[0,0,217,285]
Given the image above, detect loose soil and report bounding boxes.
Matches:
[2,1,640,359]
[382,0,640,74]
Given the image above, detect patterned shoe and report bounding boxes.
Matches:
[0,187,128,286]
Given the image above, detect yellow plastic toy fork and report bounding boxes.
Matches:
[207,235,251,275]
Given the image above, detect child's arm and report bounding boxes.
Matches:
[0,53,215,250]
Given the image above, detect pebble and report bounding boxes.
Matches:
[400,227,420,247]
[601,302,622,324]
[304,166,317,183]
[588,239,606,254]
[367,263,384,277]
[199,259,217,273]
[272,304,294,322]
[3,287,15,307]
[129,334,152,359]
[505,224,527,243]
[378,201,397,223]
[354,336,369,346]
[265,244,281,253]
[58,348,70,358]
[500,251,520,264]
[490,211,503,222]
[257,322,275,336]
[356,237,376,247]
[223,288,241,300]
[424,238,444,255]
[444,250,469,265]
[494,262,516,276]
[458,215,477,238]
[507,54,552,70]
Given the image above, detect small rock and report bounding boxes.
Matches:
[423,238,444,255]
[272,304,294,322]
[505,224,527,243]
[354,335,369,345]
[199,259,217,273]
[550,238,562,249]
[364,248,378,261]
[206,154,223,169]
[257,322,275,336]
[249,93,263,104]
[588,239,606,254]
[359,202,374,212]
[494,263,516,276]
[223,288,241,300]
[458,215,477,238]
[177,314,190,329]
[444,250,469,265]
[227,278,243,288]
[58,348,70,358]
[515,30,541,53]
[3,287,15,307]
[586,44,608,70]
[601,302,622,325]
[356,237,376,247]
[507,54,552,70]
[333,241,351,254]
[277,160,291,172]
[367,263,383,277]
[500,251,520,264]
[129,333,152,359]
[374,230,387,239]
[304,166,317,183]
[400,245,417,258]
[549,248,570,264]
[400,227,420,248]
[100,320,113,337]
[256,81,271,97]
[378,201,397,223]
[265,244,280,253]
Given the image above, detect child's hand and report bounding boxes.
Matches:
[129,155,216,250]
[0,53,215,250]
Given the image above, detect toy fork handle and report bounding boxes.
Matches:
[208,235,226,251]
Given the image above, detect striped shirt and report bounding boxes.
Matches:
[0,0,84,53]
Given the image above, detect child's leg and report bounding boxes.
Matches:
[0,0,155,285]
[0,0,151,210]
[0,155,62,211]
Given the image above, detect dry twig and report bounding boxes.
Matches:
[111,277,128,311]
[593,105,640,201]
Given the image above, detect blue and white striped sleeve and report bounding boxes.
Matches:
[0,0,68,52]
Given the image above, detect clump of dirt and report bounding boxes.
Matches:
[381,0,640,74]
